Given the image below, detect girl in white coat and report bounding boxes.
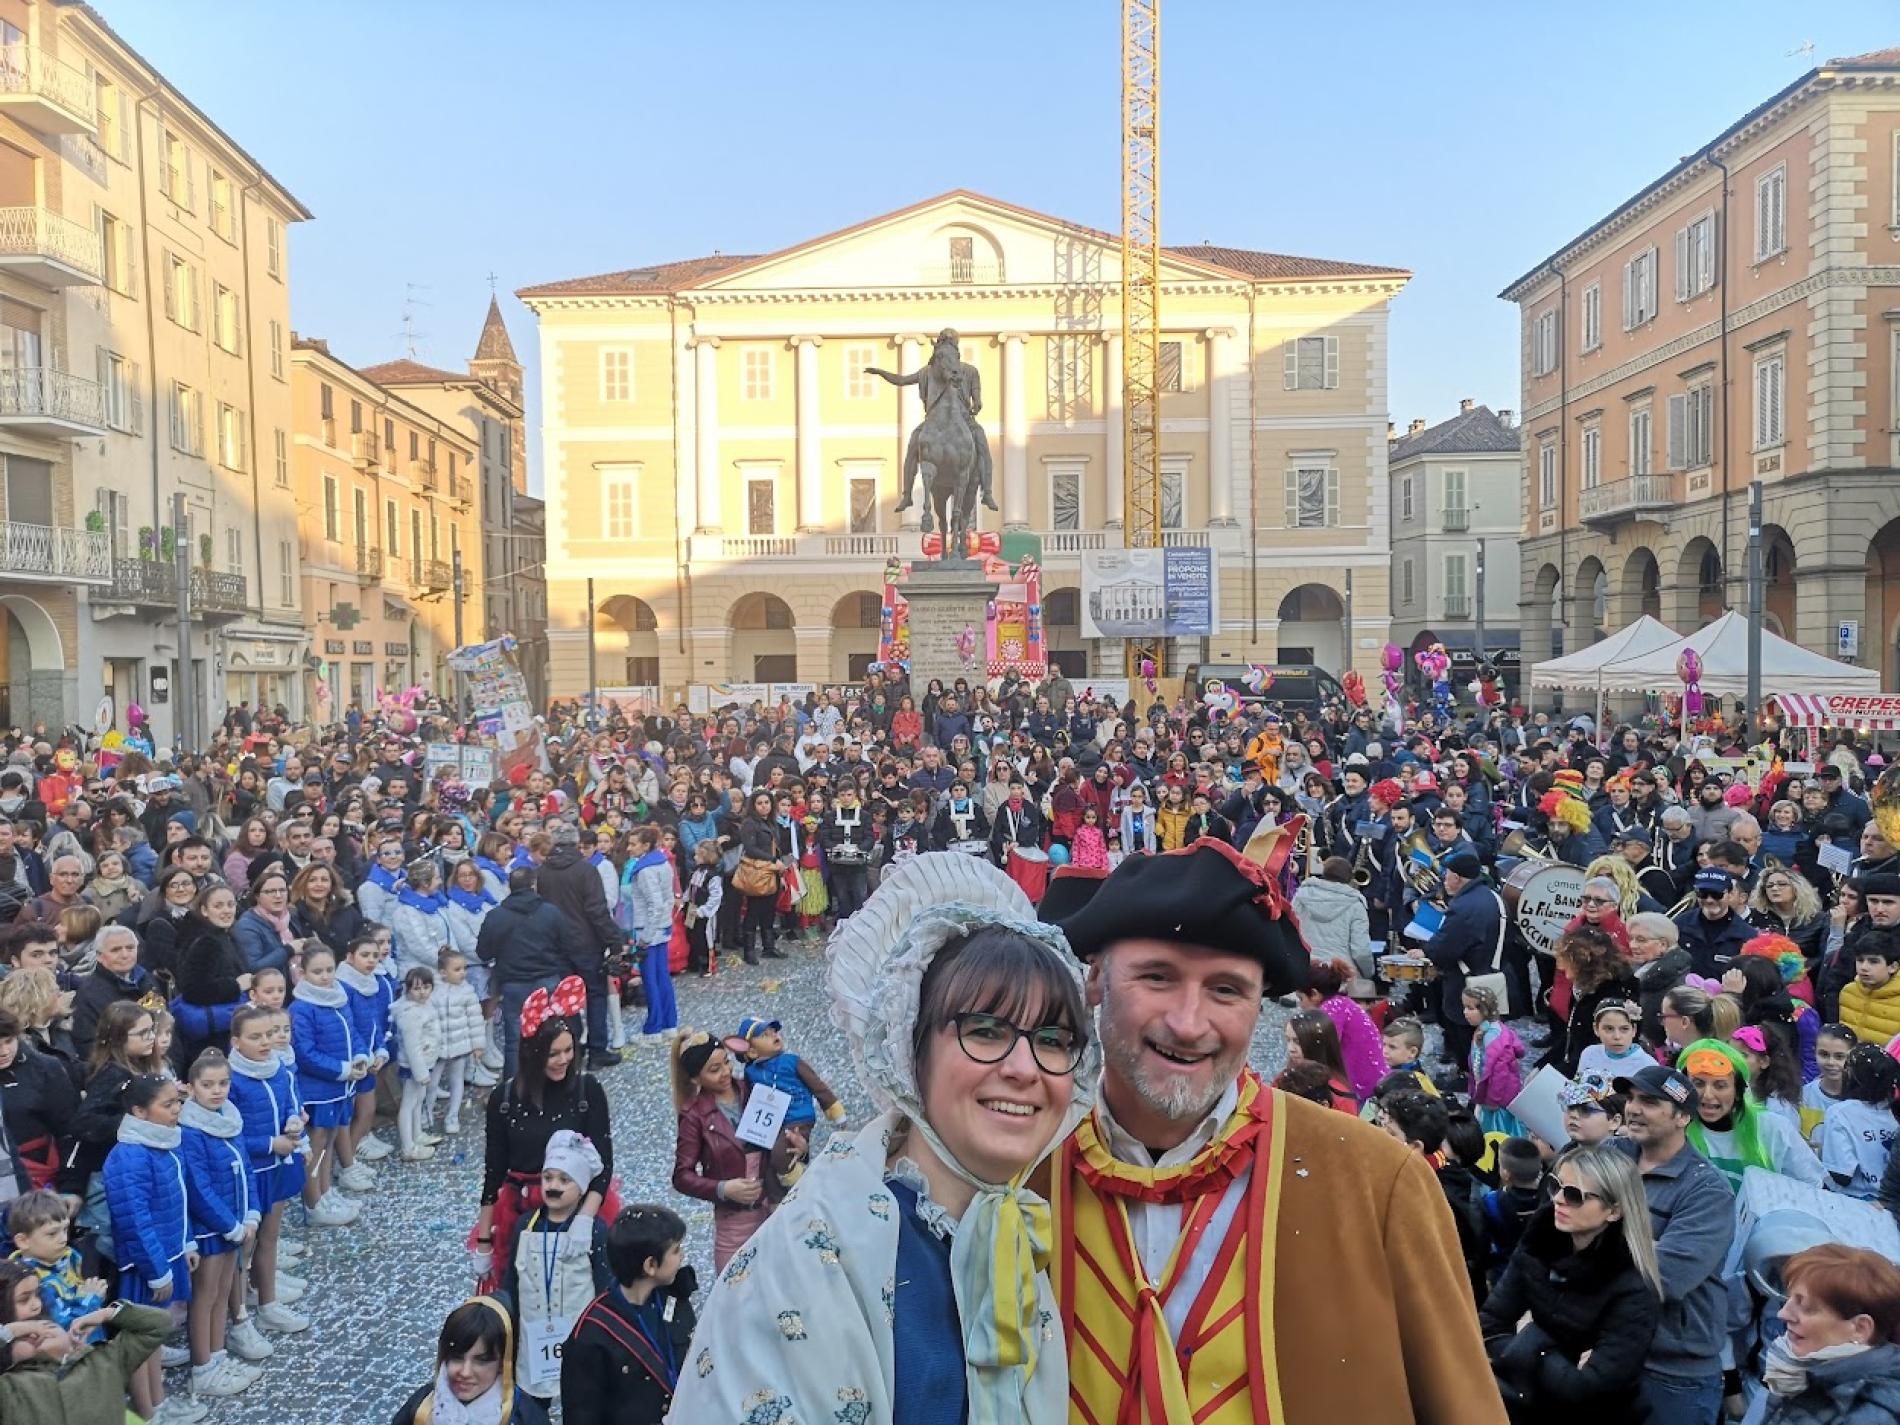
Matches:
[431,951,488,1133]
[390,967,444,1162]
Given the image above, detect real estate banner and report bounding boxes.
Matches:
[1080,547,1216,640]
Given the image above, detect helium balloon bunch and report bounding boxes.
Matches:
[1676,649,1703,717]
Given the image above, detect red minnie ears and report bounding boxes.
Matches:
[520,975,587,1040]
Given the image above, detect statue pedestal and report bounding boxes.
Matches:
[899,561,993,692]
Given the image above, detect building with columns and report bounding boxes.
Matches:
[1502,50,1900,682]
[519,191,1408,694]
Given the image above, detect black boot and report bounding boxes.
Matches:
[743,943,761,967]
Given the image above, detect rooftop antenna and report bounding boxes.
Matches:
[1786,39,1814,62]
[397,282,433,359]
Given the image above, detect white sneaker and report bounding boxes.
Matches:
[304,1192,358,1227]
[154,1396,211,1425]
[444,1116,463,1134]
[226,1316,274,1361]
[337,1162,378,1192]
[355,1132,394,1161]
[271,1273,306,1303]
[468,1065,498,1087]
[159,1340,191,1368]
[400,1145,436,1162]
[192,1356,251,1398]
[257,1301,310,1333]
[418,1130,444,1146]
[221,1354,265,1388]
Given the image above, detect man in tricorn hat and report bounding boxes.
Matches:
[1036,825,1502,1424]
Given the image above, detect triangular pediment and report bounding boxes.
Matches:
[695,190,1228,291]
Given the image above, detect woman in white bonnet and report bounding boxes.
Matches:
[670,852,1100,1425]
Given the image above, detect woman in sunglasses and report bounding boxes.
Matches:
[674,852,1100,1425]
[1479,1143,1662,1424]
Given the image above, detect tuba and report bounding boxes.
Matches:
[1400,829,1445,904]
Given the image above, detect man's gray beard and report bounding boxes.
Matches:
[1101,1011,1229,1127]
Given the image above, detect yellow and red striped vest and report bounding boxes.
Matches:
[1048,1071,1287,1425]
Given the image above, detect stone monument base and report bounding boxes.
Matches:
[899,560,994,693]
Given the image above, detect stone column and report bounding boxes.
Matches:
[794,336,824,532]
[693,337,721,534]
[1001,333,1028,530]
[1104,333,1124,527]
[898,335,925,531]
[1206,327,1237,527]
[1796,566,1868,667]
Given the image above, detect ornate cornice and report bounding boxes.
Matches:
[1520,264,1900,423]
[523,277,1406,313]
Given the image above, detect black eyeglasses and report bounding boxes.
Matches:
[948,1012,1082,1075]
[1546,1179,1608,1208]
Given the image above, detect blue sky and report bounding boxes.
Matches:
[100,1,1897,489]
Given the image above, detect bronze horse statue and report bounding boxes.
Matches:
[866,330,991,560]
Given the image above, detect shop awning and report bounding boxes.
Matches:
[1767,692,1900,730]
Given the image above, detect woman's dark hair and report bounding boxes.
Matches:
[88,1000,157,1077]
[606,1204,687,1286]
[1555,925,1628,994]
[123,1072,175,1112]
[0,1007,18,1040]
[1304,957,1351,1000]
[1661,985,1716,1038]
[1744,1017,1804,1109]
[1288,1010,1349,1079]
[0,1259,37,1328]
[516,1015,578,1110]
[434,1297,509,1370]
[911,925,1088,1083]
[1274,1059,1339,1109]
[1729,955,1783,1008]
[1841,1043,1900,1114]
[1443,1110,1488,1172]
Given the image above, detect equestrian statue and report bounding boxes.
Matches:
[865,329,997,560]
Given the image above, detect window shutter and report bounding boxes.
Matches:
[1699,219,1716,292]
[161,261,175,321]
[1326,467,1340,524]
[129,361,142,435]
[1282,469,1298,526]
[1667,393,1686,469]
[1282,342,1297,390]
[1322,336,1339,389]
[1755,363,1769,446]
[1674,227,1690,301]
[1622,262,1634,330]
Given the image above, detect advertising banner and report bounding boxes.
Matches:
[1080,547,1215,640]
[448,637,545,779]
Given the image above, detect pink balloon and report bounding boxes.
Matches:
[1382,643,1403,674]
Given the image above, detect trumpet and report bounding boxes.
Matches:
[1498,827,1555,862]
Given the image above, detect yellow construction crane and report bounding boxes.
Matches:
[1121,0,1162,681]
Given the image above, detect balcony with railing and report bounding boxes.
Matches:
[1441,506,1470,531]
[0,521,110,584]
[0,367,104,436]
[355,545,383,580]
[412,557,452,592]
[106,560,248,613]
[1442,593,1473,619]
[351,430,380,470]
[1042,531,1109,553]
[0,44,95,134]
[415,458,437,491]
[0,206,101,287]
[1579,473,1680,526]
[824,534,899,557]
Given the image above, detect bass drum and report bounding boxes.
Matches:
[1500,860,1586,960]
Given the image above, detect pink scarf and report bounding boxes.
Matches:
[255,903,293,942]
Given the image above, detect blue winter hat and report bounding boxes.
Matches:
[166,808,198,835]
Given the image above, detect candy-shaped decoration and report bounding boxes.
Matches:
[1676,648,1704,717]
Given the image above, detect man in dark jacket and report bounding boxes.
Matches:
[1672,867,1756,978]
[536,822,626,1069]
[1421,850,1504,1066]
[479,865,597,1073]
[1818,762,1872,835]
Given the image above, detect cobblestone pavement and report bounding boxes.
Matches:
[191,929,1328,1423]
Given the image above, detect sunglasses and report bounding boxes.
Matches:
[1695,889,1729,901]
[1545,1179,1608,1208]
[1578,894,1615,908]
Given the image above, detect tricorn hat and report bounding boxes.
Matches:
[1039,820,1312,996]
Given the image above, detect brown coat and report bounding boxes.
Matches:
[1040,1087,1506,1425]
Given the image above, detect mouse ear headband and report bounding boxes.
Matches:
[520,975,586,1040]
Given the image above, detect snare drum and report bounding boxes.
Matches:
[948,839,989,857]
[1378,953,1438,984]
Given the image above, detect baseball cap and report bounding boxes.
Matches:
[1614,1064,1698,1111]
[1556,1081,1604,1111]
[737,1016,781,1041]
[1693,867,1734,895]
[1614,827,1653,847]
[1819,763,1844,779]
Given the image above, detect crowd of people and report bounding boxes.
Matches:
[0,664,1892,1421]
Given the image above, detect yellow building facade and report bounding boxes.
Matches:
[288,338,481,715]
[520,192,1408,696]
[0,0,307,740]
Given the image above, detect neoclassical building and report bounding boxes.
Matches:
[520,191,1409,695]
[1503,50,1900,680]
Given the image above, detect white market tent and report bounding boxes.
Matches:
[1596,610,1879,697]
[1528,615,1682,691]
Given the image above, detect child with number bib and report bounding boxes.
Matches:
[500,1129,612,1407]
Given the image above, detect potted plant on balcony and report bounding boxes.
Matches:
[137,526,155,561]
[198,532,212,568]
[83,510,104,533]
[158,526,175,564]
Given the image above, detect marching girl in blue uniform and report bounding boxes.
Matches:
[102,1073,191,1421]
[226,1002,310,1359]
[179,1048,261,1401]
[337,933,395,1190]
[289,943,366,1229]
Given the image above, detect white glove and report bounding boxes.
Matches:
[469,1247,492,1277]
